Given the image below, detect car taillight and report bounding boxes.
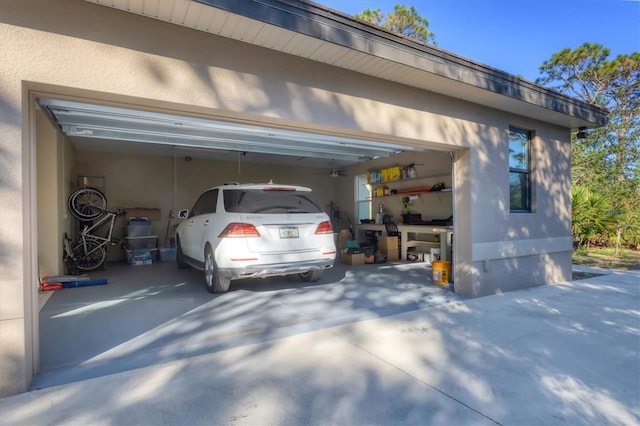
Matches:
[219,223,260,238]
[315,221,333,234]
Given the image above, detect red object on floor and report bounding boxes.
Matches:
[41,282,63,291]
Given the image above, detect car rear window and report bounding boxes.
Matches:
[223,189,323,214]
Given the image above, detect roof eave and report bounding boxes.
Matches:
[195,0,608,129]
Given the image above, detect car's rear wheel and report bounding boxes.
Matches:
[176,236,189,269]
[299,269,324,282]
[204,244,230,293]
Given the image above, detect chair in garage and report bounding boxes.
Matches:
[385,221,399,238]
[383,221,401,261]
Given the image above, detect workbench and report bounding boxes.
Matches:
[354,223,453,261]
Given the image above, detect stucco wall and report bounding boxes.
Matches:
[0,0,572,396]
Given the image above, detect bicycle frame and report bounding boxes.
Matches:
[77,209,123,257]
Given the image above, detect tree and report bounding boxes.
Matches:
[537,43,640,248]
[571,185,617,250]
[355,5,436,45]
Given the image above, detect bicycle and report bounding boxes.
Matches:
[67,188,126,272]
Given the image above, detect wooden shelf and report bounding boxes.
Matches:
[368,173,450,186]
[372,189,452,198]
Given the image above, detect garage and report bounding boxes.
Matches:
[1,0,607,397]
[32,95,459,388]
[37,95,455,272]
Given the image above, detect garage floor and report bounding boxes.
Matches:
[34,260,462,390]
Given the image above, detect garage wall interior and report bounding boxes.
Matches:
[35,104,451,276]
[0,0,607,397]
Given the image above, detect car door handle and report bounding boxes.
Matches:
[204,220,209,226]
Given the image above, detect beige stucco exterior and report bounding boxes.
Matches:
[1,0,582,397]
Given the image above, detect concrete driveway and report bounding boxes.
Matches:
[33,260,463,389]
[1,265,638,425]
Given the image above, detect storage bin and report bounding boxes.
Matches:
[127,217,152,237]
[124,236,158,250]
[126,249,153,265]
[159,247,176,262]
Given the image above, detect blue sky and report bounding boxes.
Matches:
[315,0,640,81]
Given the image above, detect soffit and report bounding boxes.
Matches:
[83,0,608,130]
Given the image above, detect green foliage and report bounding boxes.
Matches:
[355,5,435,44]
[572,246,640,270]
[571,185,617,249]
[537,43,640,249]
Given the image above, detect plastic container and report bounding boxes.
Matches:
[159,247,176,262]
[127,217,152,237]
[124,236,158,250]
[432,260,450,286]
[126,249,153,265]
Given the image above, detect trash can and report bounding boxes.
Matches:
[432,260,450,286]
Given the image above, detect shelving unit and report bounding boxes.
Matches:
[370,172,451,198]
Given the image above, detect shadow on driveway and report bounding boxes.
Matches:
[34,260,461,389]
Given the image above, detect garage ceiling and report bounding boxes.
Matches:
[39,99,424,168]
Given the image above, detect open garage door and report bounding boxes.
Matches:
[39,99,431,170]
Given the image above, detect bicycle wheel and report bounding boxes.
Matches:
[68,188,107,220]
[72,238,107,271]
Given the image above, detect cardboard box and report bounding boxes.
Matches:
[124,208,161,222]
[343,252,365,266]
[377,236,398,251]
[384,249,399,261]
[365,254,375,264]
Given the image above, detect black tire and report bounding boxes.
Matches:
[204,244,230,293]
[72,238,107,272]
[299,269,324,282]
[68,188,107,220]
[175,236,189,269]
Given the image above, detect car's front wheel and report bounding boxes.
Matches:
[299,269,324,282]
[204,244,230,293]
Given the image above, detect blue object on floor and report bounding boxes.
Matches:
[62,279,107,288]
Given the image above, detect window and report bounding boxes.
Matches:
[223,189,322,214]
[509,128,532,212]
[355,174,372,221]
[189,189,218,217]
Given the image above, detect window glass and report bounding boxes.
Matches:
[509,129,529,170]
[223,189,322,214]
[509,128,532,212]
[355,174,372,221]
[509,172,529,211]
[189,189,218,218]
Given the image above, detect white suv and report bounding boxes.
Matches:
[175,182,336,293]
